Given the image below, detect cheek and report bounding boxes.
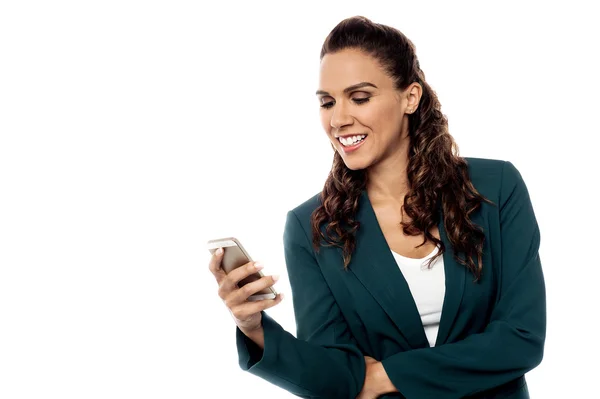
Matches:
[358,100,392,125]
[354,105,384,133]
[372,103,401,133]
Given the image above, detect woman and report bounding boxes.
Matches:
[208,16,545,399]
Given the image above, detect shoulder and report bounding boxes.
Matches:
[463,156,530,205]
[285,192,322,235]
[281,192,322,250]
[463,156,505,189]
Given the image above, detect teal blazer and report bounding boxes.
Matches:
[235,158,546,399]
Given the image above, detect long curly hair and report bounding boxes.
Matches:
[310,16,495,282]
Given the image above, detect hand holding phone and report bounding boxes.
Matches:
[207,237,284,332]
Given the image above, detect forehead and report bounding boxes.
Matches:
[319,48,392,91]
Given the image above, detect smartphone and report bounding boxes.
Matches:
[207,237,278,301]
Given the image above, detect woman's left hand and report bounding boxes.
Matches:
[356,355,383,399]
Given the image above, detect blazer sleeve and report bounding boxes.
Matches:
[379,160,547,399]
[235,210,367,398]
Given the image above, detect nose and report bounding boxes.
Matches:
[330,101,353,129]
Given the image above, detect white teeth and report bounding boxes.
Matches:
[339,134,366,146]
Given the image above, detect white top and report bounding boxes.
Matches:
[391,245,445,347]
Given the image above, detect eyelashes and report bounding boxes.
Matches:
[320,97,370,109]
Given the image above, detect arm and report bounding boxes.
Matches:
[377,161,546,399]
[235,210,367,399]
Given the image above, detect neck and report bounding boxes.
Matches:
[366,144,410,207]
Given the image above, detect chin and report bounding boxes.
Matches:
[341,157,370,171]
[344,164,364,171]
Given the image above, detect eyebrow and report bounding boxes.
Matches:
[315,82,378,96]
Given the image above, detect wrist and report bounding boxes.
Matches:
[240,325,265,349]
[373,361,397,394]
[241,325,263,335]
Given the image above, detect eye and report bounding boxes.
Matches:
[319,97,371,109]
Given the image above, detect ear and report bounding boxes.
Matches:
[404,82,423,114]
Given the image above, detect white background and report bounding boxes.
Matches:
[1,1,598,398]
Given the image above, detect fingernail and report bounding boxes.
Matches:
[254,262,263,270]
[272,274,280,281]
[280,293,285,300]
[215,248,223,255]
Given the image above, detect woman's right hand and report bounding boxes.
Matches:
[208,247,284,332]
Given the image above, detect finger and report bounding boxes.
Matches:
[208,247,227,284]
[364,356,378,364]
[228,274,279,305]
[231,293,284,320]
[218,260,259,300]
[220,260,262,293]
[227,260,263,286]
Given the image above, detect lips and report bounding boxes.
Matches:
[338,134,367,153]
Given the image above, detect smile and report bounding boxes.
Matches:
[337,134,367,153]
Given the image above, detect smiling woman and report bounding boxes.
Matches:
[209,15,545,399]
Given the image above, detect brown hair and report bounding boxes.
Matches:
[310,16,495,282]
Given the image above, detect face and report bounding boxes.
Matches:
[316,48,420,171]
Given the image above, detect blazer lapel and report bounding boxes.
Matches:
[348,189,465,349]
